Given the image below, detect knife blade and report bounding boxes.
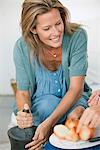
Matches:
[89,137,100,142]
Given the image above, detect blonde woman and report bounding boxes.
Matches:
[12,0,91,149]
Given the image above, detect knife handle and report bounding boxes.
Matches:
[89,137,100,142]
[23,109,30,113]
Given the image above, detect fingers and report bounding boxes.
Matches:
[77,108,89,132]
[34,145,43,150]
[77,106,100,132]
[68,106,85,120]
[89,112,100,128]
[16,104,33,128]
[88,91,100,106]
[25,138,47,150]
[28,144,43,150]
[89,115,98,128]
[88,92,97,102]
[32,128,40,141]
[67,109,78,120]
[88,95,100,106]
[25,126,47,150]
[17,117,33,128]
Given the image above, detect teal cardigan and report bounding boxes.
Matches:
[13,28,91,98]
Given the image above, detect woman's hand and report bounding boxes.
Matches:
[25,117,53,150]
[16,104,33,128]
[77,105,100,132]
[88,90,100,106]
[67,106,85,120]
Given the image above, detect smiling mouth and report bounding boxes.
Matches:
[50,36,61,42]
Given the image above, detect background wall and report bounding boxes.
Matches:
[0,0,100,95]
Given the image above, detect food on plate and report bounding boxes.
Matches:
[53,124,79,141]
[53,118,95,142]
[65,118,95,141]
[79,125,95,141]
[69,127,79,141]
[54,124,70,140]
[65,118,79,129]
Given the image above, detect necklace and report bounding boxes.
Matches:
[48,50,57,58]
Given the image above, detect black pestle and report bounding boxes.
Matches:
[7,109,37,150]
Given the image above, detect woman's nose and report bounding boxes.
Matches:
[52,27,59,35]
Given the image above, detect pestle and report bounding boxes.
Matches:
[7,108,37,150]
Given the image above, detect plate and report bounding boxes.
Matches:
[49,128,100,149]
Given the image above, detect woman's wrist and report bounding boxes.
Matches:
[68,106,85,120]
[47,115,59,128]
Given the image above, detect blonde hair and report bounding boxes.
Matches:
[21,0,80,56]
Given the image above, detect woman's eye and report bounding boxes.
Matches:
[56,22,61,25]
[43,28,49,31]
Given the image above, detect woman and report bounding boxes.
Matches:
[77,90,100,131]
[13,0,91,149]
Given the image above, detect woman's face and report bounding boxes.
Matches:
[34,8,64,48]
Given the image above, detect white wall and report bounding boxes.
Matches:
[0,0,100,95]
[0,0,22,94]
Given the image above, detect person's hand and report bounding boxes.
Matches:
[88,90,100,106]
[77,105,100,133]
[16,104,33,128]
[25,117,53,150]
[67,106,85,120]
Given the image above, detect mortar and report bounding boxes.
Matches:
[7,109,37,150]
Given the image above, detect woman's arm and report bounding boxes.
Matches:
[16,90,33,128]
[49,76,85,126]
[16,90,31,111]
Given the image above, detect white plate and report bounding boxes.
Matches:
[49,128,100,149]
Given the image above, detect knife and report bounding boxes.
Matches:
[89,137,100,142]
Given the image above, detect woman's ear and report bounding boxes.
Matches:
[30,27,37,34]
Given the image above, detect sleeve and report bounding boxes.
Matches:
[69,28,88,77]
[13,39,30,90]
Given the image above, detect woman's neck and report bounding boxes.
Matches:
[38,47,62,72]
